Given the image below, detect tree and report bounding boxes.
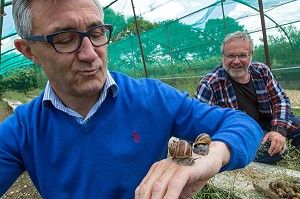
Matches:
[103,8,127,41]
[1,67,38,93]
[254,25,300,66]
[199,17,245,58]
[104,8,160,42]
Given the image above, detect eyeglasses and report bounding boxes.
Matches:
[23,24,113,54]
[223,53,252,60]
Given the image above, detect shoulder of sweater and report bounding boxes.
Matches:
[109,71,168,87]
[109,71,188,97]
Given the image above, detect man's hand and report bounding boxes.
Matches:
[135,141,230,199]
[262,131,286,156]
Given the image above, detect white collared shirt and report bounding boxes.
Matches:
[42,71,118,124]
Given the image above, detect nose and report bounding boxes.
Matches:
[77,37,99,62]
[232,55,241,63]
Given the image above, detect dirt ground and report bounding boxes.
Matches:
[1,89,300,198]
[0,173,41,199]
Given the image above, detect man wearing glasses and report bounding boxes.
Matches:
[0,1,264,198]
[195,31,300,164]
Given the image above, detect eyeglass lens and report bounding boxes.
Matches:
[53,26,110,53]
[225,54,249,60]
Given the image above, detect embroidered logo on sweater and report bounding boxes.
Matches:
[133,131,140,143]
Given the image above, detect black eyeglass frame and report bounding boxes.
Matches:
[223,52,253,60]
[23,24,113,54]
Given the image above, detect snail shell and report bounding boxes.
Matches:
[193,133,211,155]
[168,139,194,166]
[194,133,211,145]
[169,139,192,159]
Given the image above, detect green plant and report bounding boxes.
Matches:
[191,184,238,199]
[0,100,13,122]
[2,89,42,104]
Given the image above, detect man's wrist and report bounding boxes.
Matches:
[209,141,230,167]
[270,125,287,137]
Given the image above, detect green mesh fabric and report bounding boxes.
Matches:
[1,0,300,86]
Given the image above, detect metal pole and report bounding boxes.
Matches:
[258,0,271,67]
[166,24,174,75]
[103,0,118,10]
[130,0,148,78]
[0,0,6,61]
[221,0,227,35]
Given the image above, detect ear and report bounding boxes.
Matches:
[14,39,41,65]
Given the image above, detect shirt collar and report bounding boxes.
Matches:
[218,62,260,81]
[42,71,118,108]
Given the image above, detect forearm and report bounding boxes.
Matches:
[210,141,230,168]
[211,110,263,171]
[193,141,230,172]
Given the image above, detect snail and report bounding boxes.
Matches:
[193,133,211,155]
[276,187,288,198]
[269,180,300,198]
[168,139,195,166]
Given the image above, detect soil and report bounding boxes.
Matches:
[1,90,300,198]
[0,173,41,199]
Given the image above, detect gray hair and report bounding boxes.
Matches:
[12,0,104,37]
[221,31,254,53]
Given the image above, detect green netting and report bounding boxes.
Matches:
[103,0,300,80]
[1,0,300,88]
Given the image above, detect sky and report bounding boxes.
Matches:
[101,0,208,22]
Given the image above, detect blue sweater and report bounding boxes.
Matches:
[0,72,263,198]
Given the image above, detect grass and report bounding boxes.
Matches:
[191,184,239,199]
[1,89,42,104]
[292,108,300,117]
[0,101,13,122]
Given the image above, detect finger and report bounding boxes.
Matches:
[279,144,287,155]
[163,170,191,199]
[135,161,160,199]
[136,159,176,199]
[268,139,277,155]
[269,141,284,156]
[150,163,181,199]
[140,161,159,185]
[272,136,286,155]
[135,186,140,199]
[261,134,270,144]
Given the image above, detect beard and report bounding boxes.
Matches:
[227,67,248,78]
[223,59,251,79]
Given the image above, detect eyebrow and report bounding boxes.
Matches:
[227,53,249,55]
[88,22,104,29]
[49,21,104,33]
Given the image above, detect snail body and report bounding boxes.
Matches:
[193,133,211,155]
[168,139,194,166]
